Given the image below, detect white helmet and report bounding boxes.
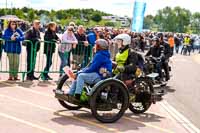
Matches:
[114,34,131,46]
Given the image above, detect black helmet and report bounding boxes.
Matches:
[157,32,163,38]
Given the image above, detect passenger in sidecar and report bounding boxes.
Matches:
[66,39,112,101]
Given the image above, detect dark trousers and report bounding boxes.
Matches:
[83,45,92,67]
[162,61,170,81]
[170,47,174,56]
[27,47,37,77]
[67,51,71,66]
[181,45,191,55]
[191,44,195,53]
[44,52,53,76]
[175,45,180,53]
[155,62,163,79]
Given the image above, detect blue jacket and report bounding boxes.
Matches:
[81,50,112,79]
[87,31,96,46]
[3,28,24,54]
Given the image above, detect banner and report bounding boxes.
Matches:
[131,0,146,32]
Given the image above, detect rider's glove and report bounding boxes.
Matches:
[135,68,142,77]
[116,66,125,73]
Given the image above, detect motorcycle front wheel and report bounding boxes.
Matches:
[56,74,82,110]
[90,80,129,123]
[129,78,153,114]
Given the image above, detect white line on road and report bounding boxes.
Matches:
[0,112,57,133]
[160,100,200,133]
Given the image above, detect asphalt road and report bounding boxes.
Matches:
[0,48,200,132]
[165,53,200,129]
[0,76,190,133]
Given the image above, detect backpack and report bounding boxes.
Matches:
[87,32,96,46]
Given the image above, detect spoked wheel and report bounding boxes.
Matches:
[90,80,129,123]
[129,78,153,114]
[56,74,82,110]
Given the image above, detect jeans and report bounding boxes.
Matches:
[68,72,101,95]
[155,62,162,79]
[43,52,53,76]
[170,47,174,56]
[58,51,69,74]
[175,45,180,53]
[27,47,37,77]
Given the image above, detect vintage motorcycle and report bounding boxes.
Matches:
[54,68,130,123]
[144,56,172,90]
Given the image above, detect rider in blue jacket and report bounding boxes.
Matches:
[67,39,112,101]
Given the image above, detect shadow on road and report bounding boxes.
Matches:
[163,86,176,93]
[16,81,34,88]
[51,109,167,132]
[125,112,165,123]
[37,81,57,87]
[0,80,33,88]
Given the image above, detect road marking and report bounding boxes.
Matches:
[0,94,120,133]
[160,101,200,133]
[123,116,174,133]
[0,112,57,133]
[55,111,120,133]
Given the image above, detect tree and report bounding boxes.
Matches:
[15,10,25,19]
[143,15,154,29]
[191,12,200,34]
[105,21,115,27]
[21,7,29,13]
[91,13,102,23]
[27,10,35,22]
[173,7,191,33]
[154,7,176,32]
[49,10,56,21]
[154,6,191,32]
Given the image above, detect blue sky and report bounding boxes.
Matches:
[0,0,199,17]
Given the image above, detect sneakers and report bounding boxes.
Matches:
[8,76,13,81]
[8,76,20,81]
[27,76,39,81]
[46,75,53,80]
[14,77,20,81]
[65,94,80,104]
[41,74,53,81]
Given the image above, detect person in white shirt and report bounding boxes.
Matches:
[58,26,78,77]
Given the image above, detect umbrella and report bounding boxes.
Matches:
[0,15,23,21]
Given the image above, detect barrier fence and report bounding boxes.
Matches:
[0,38,34,81]
[0,38,118,81]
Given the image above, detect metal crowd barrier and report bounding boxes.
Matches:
[0,38,119,81]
